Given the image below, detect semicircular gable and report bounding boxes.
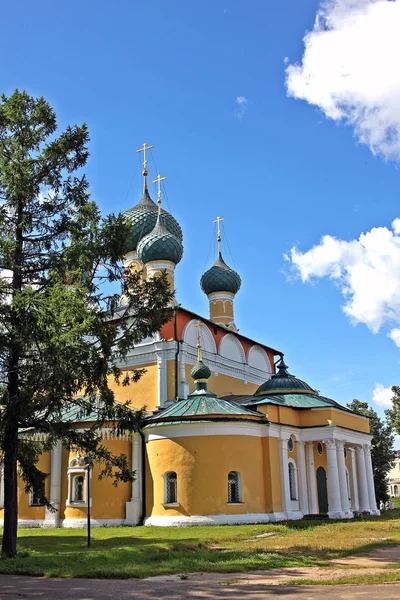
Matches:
[182,319,216,354]
[248,345,272,373]
[219,333,245,363]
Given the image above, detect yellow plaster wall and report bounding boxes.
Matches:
[62,439,131,522]
[17,451,51,521]
[209,297,234,325]
[184,364,259,398]
[108,363,158,412]
[262,436,282,513]
[146,434,266,517]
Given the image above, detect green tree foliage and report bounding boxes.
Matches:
[348,399,396,504]
[385,386,400,436]
[0,90,173,557]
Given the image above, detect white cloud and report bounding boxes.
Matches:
[289,218,400,339]
[373,382,394,408]
[389,327,400,347]
[286,0,400,160]
[235,96,249,119]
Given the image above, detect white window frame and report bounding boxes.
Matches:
[227,471,242,504]
[288,459,298,502]
[163,471,178,506]
[0,462,4,509]
[66,457,90,507]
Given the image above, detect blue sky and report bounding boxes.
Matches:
[2,0,400,418]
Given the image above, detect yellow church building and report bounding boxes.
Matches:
[0,144,379,528]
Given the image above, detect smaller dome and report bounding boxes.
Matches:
[191,359,211,381]
[200,253,241,296]
[137,216,183,265]
[124,188,183,252]
[255,357,316,397]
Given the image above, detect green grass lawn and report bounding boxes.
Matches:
[1,511,400,579]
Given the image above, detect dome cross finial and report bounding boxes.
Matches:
[212,216,225,255]
[153,173,166,216]
[196,319,203,362]
[136,142,154,192]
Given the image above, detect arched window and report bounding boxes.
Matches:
[288,462,298,501]
[73,475,85,502]
[228,471,242,503]
[164,472,177,504]
[394,485,398,497]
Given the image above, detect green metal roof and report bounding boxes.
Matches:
[244,393,345,410]
[146,395,264,423]
[200,252,241,295]
[137,215,183,265]
[125,188,183,252]
[255,357,316,396]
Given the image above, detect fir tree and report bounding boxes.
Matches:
[0,90,172,557]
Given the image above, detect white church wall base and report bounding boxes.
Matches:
[62,518,125,528]
[125,499,142,525]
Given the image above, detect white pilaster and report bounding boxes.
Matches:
[126,433,143,525]
[157,351,167,407]
[356,446,370,512]
[179,350,189,400]
[297,441,309,515]
[364,444,379,514]
[306,442,318,514]
[279,437,290,516]
[44,441,62,527]
[324,439,343,518]
[348,447,359,512]
[336,441,352,517]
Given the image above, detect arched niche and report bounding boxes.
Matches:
[182,319,217,355]
[247,345,272,374]
[219,333,245,364]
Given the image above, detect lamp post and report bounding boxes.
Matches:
[83,454,94,547]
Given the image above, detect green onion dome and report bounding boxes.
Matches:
[200,253,241,296]
[190,359,211,381]
[124,188,183,252]
[255,357,316,397]
[137,215,183,265]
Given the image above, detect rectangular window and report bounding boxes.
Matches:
[30,482,45,507]
[165,472,177,504]
[228,471,241,503]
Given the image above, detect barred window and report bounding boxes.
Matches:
[164,472,177,504]
[30,482,45,507]
[73,475,85,502]
[228,471,241,503]
[288,462,297,501]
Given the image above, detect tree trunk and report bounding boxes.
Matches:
[2,196,23,558]
[1,423,18,557]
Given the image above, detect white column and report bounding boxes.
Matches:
[336,441,351,517]
[279,437,290,516]
[126,432,143,525]
[157,351,167,407]
[356,446,370,512]
[324,440,343,518]
[364,444,378,514]
[44,441,62,527]
[306,442,318,514]
[179,349,189,400]
[297,441,309,515]
[348,447,359,512]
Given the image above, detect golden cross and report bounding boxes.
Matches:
[136,142,154,175]
[196,320,203,362]
[152,173,166,214]
[212,216,225,254]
